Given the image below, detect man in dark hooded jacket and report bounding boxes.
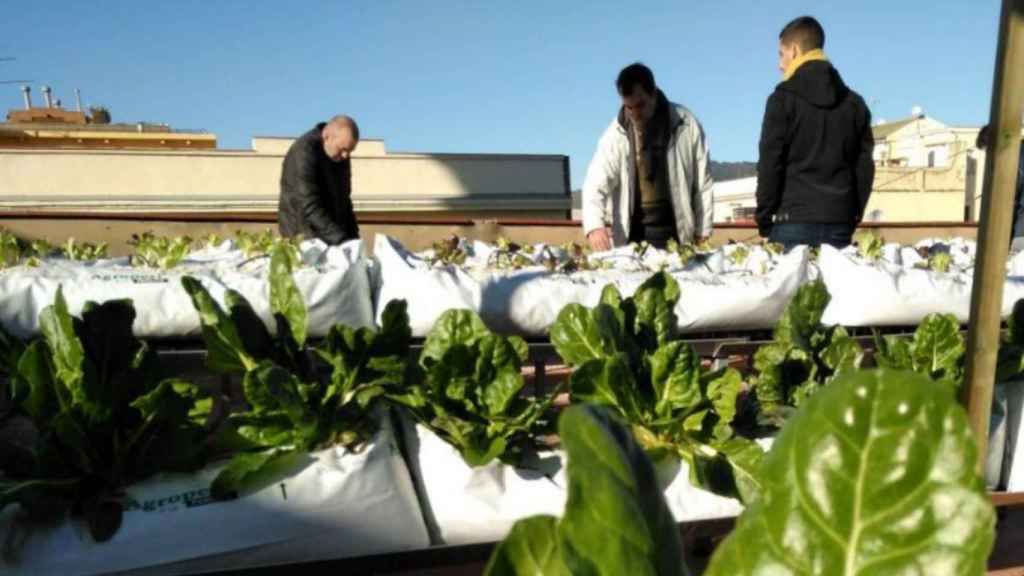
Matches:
[278,115,361,245]
[755,16,874,249]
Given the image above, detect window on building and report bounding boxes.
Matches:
[928,150,936,168]
[732,206,756,221]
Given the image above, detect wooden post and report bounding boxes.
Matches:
[963,0,1024,473]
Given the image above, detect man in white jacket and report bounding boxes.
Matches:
[582,63,714,251]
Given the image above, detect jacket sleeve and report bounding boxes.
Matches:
[295,145,347,245]
[755,91,788,236]
[854,106,876,222]
[581,127,620,236]
[689,120,714,237]
[340,164,360,241]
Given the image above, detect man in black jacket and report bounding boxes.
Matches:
[755,16,874,249]
[278,116,361,245]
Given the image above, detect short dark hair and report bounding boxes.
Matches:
[977,125,990,149]
[780,16,825,52]
[616,63,655,97]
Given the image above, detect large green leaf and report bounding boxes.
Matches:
[550,303,626,367]
[269,242,307,348]
[773,280,830,348]
[210,448,307,500]
[13,340,61,421]
[243,362,315,437]
[631,271,680,349]
[421,309,490,365]
[649,341,703,419]
[77,299,144,412]
[569,355,642,421]
[557,405,688,576]
[705,369,995,576]
[909,314,964,386]
[181,277,256,374]
[38,286,92,417]
[484,515,570,576]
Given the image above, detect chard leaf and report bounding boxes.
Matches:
[557,405,688,576]
[269,242,307,348]
[182,277,256,374]
[773,280,830,349]
[569,355,642,421]
[649,341,702,419]
[243,362,315,434]
[705,368,742,428]
[631,271,680,349]
[550,303,627,366]
[422,309,490,365]
[226,290,274,360]
[482,369,525,418]
[705,369,995,576]
[39,286,94,418]
[210,448,308,500]
[14,340,60,422]
[484,515,570,576]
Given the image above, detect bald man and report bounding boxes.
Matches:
[278,116,361,245]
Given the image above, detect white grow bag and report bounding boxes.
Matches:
[400,412,772,545]
[374,235,809,337]
[0,240,373,339]
[818,244,1024,327]
[0,415,429,576]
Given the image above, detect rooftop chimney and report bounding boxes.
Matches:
[74,88,82,112]
[41,85,53,108]
[20,85,31,109]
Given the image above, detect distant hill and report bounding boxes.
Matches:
[710,161,757,182]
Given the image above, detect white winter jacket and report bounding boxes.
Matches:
[581,103,714,246]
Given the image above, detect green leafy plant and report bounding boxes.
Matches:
[542,242,610,273]
[853,229,884,261]
[199,233,224,249]
[485,405,688,576]
[705,369,995,575]
[873,313,964,388]
[182,243,412,498]
[0,231,19,268]
[752,280,864,425]
[61,238,108,261]
[489,237,535,270]
[0,288,212,547]
[551,272,763,501]
[914,251,954,273]
[129,232,194,269]
[726,242,751,266]
[426,235,469,267]
[391,309,559,467]
[233,229,302,265]
[665,238,715,268]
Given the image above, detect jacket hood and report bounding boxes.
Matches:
[778,60,849,109]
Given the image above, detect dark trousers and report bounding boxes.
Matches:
[769,222,854,251]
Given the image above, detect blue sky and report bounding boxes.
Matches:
[0,1,1001,187]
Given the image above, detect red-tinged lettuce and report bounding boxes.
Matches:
[551,271,763,503]
[1,287,213,548]
[392,309,559,467]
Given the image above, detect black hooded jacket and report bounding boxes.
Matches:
[755,60,874,235]
[277,123,359,245]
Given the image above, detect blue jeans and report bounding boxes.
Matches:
[769,223,854,251]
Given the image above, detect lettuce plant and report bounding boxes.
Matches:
[551,272,763,502]
[487,370,995,576]
[182,243,412,498]
[0,288,212,546]
[391,309,559,467]
[752,280,863,425]
[873,313,964,388]
[129,232,194,269]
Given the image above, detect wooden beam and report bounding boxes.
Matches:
[964,0,1024,473]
